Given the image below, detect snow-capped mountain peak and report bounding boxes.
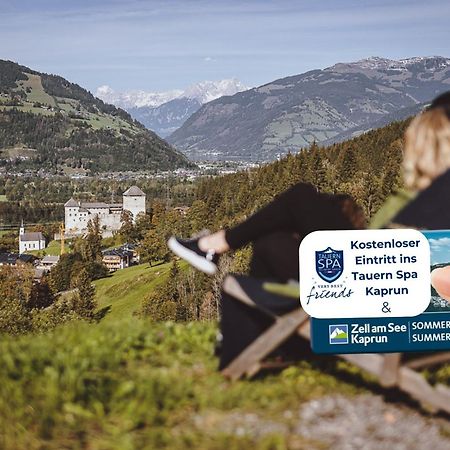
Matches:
[95,78,248,109]
[183,78,248,103]
[96,85,183,109]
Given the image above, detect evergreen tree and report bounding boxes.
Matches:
[72,268,97,321]
[139,228,168,265]
[338,145,358,183]
[84,216,102,262]
[186,199,208,234]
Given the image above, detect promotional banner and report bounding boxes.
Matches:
[299,229,431,318]
[311,231,450,354]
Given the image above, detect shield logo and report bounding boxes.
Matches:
[315,247,344,283]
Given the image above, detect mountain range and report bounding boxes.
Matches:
[0,60,191,172]
[96,79,247,137]
[167,56,450,161]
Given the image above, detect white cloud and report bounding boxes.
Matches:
[429,237,450,249]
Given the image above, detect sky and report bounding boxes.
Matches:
[1,0,449,93]
[427,232,450,265]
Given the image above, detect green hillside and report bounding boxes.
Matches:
[94,262,176,319]
[0,60,192,172]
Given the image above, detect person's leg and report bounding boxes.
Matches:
[219,277,313,370]
[172,183,355,276]
[199,183,316,253]
[219,289,274,370]
[208,183,317,251]
[201,182,353,252]
[249,231,301,282]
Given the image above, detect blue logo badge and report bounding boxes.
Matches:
[316,247,344,283]
[329,324,349,344]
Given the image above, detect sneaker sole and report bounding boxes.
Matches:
[168,236,217,275]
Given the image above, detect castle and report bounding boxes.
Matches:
[64,186,146,235]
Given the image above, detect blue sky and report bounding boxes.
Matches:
[426,231,450,265]
[1,0,449,92]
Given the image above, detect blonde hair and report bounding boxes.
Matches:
[403,107,450,191]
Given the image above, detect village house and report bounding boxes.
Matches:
[36,255,60,272]
[0,252,36,267]
[102,243,139,272]
[64,186,146,236]
[102,248,133,272]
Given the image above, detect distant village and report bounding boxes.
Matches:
[0,160,260,180]
[0,186,155,281]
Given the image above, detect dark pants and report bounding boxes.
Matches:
[250,231,300,282]
[225,182,353,250]
[219,232,309,370]
[219,274,312,370]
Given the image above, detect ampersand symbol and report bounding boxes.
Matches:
[382,302,391,313]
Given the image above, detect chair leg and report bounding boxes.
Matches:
[221,309,309,380]
[379,353,402,387]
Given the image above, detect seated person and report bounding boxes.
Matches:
[168,91,450,368]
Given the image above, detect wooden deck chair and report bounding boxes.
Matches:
[220,169,450,414]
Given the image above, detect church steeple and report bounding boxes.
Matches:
[19,219,24,236]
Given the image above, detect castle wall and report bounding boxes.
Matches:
[123,196,146,222]
[99,212,122,231]
[65,206,89,232]
[65,207,122,234]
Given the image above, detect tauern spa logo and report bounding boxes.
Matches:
[316,247,344,283]
[306,247,354,305]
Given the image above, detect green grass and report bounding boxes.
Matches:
[0,319,368,450]
[94,262,176,319]
[0,194,7,202]
[27,240,65,257]
[21,73,57,107]
[0,260,449,448]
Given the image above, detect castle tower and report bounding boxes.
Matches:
[122,186,146,222]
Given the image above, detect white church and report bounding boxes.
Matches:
[64,186,146,235]
[19,221,46,254]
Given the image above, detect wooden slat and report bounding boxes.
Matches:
[404,352,450,370]
[221,309,309,381]
[338,353,385,378]
[223,275,259,309]
[379,353,401,387]
[435,383,450,408]
[397,367,450,414]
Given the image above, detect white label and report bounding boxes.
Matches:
[299,229,431,318]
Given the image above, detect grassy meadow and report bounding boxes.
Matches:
[0,317,376,450]
[1,261,449,448]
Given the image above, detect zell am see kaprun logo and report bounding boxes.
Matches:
[329,324,349,344]
[315,247,344,282]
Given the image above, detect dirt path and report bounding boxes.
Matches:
[297,394,450,450]
[195,393,450,449]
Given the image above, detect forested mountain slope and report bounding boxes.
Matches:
[194,119,409,226]
[0,60,191,172]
